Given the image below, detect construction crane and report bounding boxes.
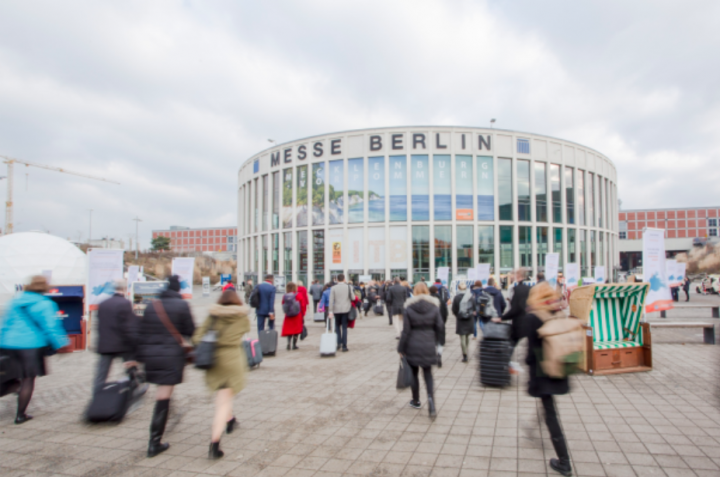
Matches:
[1,155,120,235]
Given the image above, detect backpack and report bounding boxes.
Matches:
[438,286,449,303]
[249,287,260,308]
[458,291,475,320]
[475,291,497,319]
[282,293,301,317]
[536,312,584,378]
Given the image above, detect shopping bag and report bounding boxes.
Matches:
[396,356,415,390]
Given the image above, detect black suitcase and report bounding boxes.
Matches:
[259,329,278,356]
[479,339,511,387]
[86,372,138,423]
[373,301,384,315]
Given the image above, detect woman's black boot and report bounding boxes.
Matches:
[292,336,299,350]
[427,397,437,419]
[209,441,224,460]
[147,400,170,458]
[549,436,572,476]
[226,417,237,434]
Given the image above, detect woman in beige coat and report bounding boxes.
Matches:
[192,289,251,459]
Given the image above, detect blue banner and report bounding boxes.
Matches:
[477,156,494,220]
[433,155,451,220]
[329,160,343,225]
[455,155,473,220]
[368,156,385,222]
[348,158,364,223]
[411,155,429,221]
[389,155,407,221]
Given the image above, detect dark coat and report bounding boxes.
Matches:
[397,295,444,368]
[451,292,475,335]
[503,282,531,341]
[96,293,137,356]
[484,286,507,316]
[429,291,447,345]
[368,285,379,302]
[255,281,276,316]
[386,284,408,316]
[525,312,569,397]
[136,290,195,385]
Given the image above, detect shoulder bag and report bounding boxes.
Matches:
[153,300,194,365]
[194,316,219,370]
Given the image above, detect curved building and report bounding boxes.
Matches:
[237,127,618,285]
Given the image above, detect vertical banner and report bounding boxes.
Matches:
[476,263,490,286]
[282,168,293,228]
[127,265,140,298]
[594,266,606,284]
[436,267,449,286]
[328,159,344,225]
[347,158,364,223]
[326,228,344,271]
[545,253,559,287]
[677,262,687,283]
[88,249,124,310]
[467,268,478,281]
[565,263,579,291]
[411,155,429,221]
[388,226,408,269]
[477,156,494,220]
[296,165,308,227]
[171,257,195,299]
[346,230,363,271]
[433,155,451,220]
[389,155,407,221]
[368,156,385,222]
[455,155,473,220]
[643,228,673,313]
[367,227,385,270]
[312,162,325,226]
[665,259,677,287]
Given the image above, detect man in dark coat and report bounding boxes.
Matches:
[683,276,691,301]
[254,275,276,331]
[386,278,409,338]
[94,279,137,393]
[501,268,532,345]
[244,279,254,305]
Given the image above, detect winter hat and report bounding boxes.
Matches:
[168,275,181,292]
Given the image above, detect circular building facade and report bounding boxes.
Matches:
[237,126,618,285]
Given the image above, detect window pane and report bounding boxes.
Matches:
[535,162,547,222]
[599,232,604,266]
[517,160,531,221]
[553,227,563,269]
[253,236,258,273]
[568,228,576,264]
[565,167,574,225]
[579,229,587,277]
[477,156,494,220]
[499,158,513,220]
[272,233,279,274]
[434,225,452,283]
[551,164,562,224]
[348,158,364,223]
[590,231,596,271]
[282,168,293,228]
[519,226,532,268]
[312,163,325,226]
[262,175,269,231]
[263,234,268,274]
[433,155,451,220]
[329,160,343,225]
[537,226,548,270]
[368,156,385,222]
[296,165,308,227]
[254,178,260,232]
[411,155,429,221]
[284,232,292,281]
[312,230,324,282]
[598,176,604,228]
[478,225,494,267]
[577,170,585,226]
[456,225,473,275]
[297,231,308,273]
[272,172,280,229]
[389,155,407,221]
[500,225,514,272]
[412,226,430,277]
[455,155,473,220]
[588,173,595,227]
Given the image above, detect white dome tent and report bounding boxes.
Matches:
[0,232,87,307]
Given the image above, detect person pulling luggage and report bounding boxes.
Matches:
[192,289,251,459]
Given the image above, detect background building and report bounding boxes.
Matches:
[152,225,237,254]
[618,207,720,271]
[237,126,619,285]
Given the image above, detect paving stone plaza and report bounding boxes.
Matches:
[2,289,720,477]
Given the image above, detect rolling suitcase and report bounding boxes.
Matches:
[259,329,278,356]
[373,301,384,316]
[320,318,336,357]
[86,369,140,423]
[244,339,263,368]
[479,339,511,387]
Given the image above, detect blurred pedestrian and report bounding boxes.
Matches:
[309,280,324,312]
[244,279,254,304]
[281,282,304,350]
[451,281,474,362]
[94,279,137,394]
[254,275,276,331]
[192,289,250,459]
[318,282,333,329]
[137,276,196,458]
[683,277,691,302]
[525,282,573,476]
[329,274,355,352]
[0,276,68,424]
[502,268,532,347]
[485,277,507,316]
[470,281,485,339]
[387,278,409,339]
[296,280,310,321]
[428,285,447,368]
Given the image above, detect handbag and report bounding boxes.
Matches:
[300,326,308,341]
[347,286,358,322]
[193,316,219,370]
[154,300,194,365]
[396,356,415,390]
[482,321,512,341]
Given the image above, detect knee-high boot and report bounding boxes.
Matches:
[147,399,170,458]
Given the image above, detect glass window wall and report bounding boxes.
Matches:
[348,158,364,223]
[312,163,325,226]
[519,226,532,268]
[588,172,595,227]
[253,236,258,274]
[537,226,548,270]
[283,232,292,283]
[412,226,430,278]
[262,235,269,275]
[599,232,604,267]
[254,178,260,232]
[535,162,547,222]
[498,158,513,221]
[433,155,451,221]
[272,172,280,229]
[579,230,587,277]
[297,231,308,285]
[262,175,269,231]
[455,155,473,220]
[568,228,576,264]
[456,226,473,276]
[282,169,292,228]
[551,164,561,224]
[478,225,494,267]
[500,226,514,272]
[389,155,407,221]
[272,233,279,274]
[312,230,324,283]
[329,160,343,225]
[577,170,585,226]
[411,155,429,221]
[565,167,574,225]
[553,228,563,269]
[368,156,385,222]
[590,231,596,272]
[434,225,452,283]
[477,156,494,220]
[598,176,604,228]
[296,165,308,227]
[518,160,531,221]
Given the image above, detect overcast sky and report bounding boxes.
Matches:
[0,1,718,248]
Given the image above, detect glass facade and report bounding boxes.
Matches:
[536,226,548,270]
[598,176,604,228]
[348,158,364,223]
[262,175,269,231]
[262,234,268,274]
[590,231,596,271]
[517,160,531,221]
[500,225,514,272]
[296,165,308,227]
[254,178,259,232]
[412,226,430,278]
[588,172,595,227]
[389,155,407,221]
[551,164,561,224]
[368,156,385,222]
[455,155,473,221]
[456,225,473,276]
[271,233,279,274]
[498,158,513,221]
[577,169,585,226]
[312,230,324,282]
[553,227,563,269]
[535,162,547,223]
[433,155,451,220]
[312,163,325,226]
[329,159,343,225]
[477,156,494,220]
[519,226,532,268]
[283,232,292,283]
[434,225,452,283]
[272,172,280,229]
[478,225,493,266]
[565,167,574,225]
[568,228,576,264]
[579,229,587,277]
[297,231,308,282]
[282,168,292,228]
[411,155,429,221]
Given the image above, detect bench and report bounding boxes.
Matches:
[660,305,719,318]
[650,322,716,344]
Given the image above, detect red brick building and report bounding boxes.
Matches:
[152,226,237,253]
[619,207,719,240]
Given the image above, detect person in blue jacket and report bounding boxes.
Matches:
[318,282,334,330]
[254,274,276,331]
[0,275,68,424]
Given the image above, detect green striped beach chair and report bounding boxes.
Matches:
[569,283,652,375]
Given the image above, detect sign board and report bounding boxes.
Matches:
[88,249,124,311]
[643,228,673,313]
[436,267,449,286]
[677,262,687,283]
[545,253,559,287]
[273,275,286,292]
[220,274,231,285]
[476,263,490,286]
[359,274,372,284]
[130,281,168,316]
[327,228,344,270]
[202,277,210,297]
[467,268,477,281]
[565,263,579,291]
[594,266,606,284]
[171,257,195,299]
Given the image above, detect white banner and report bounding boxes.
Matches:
[565,263,579,291]
[88,249,124,310]
[467,268,477,281]
[594,266,606,284]
[437,267,449,286]
[202,277,210,297]
[359,275,372,284]
[476,263,490,286]
[346,230,363,271]
[172,257,195,299]
[127,266,139,286]
[545,253,559,287]
[388,226,408,269]
[367,227,385,270]
[666,259,678,287]
[643,228,672,313]
[326,228,344,271]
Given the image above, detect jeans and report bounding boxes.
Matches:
[410,365,434,403]
[257,315,275,331]
[473,317,485,337]
[335,313,349,349]
[94,353,130,394]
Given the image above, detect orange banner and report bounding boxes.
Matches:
[456,209,473,220]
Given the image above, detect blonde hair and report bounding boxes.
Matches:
[527,281,561,312]
[413,282,429,296]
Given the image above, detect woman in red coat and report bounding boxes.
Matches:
[296,282,309,319]
[281,282,304,350]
